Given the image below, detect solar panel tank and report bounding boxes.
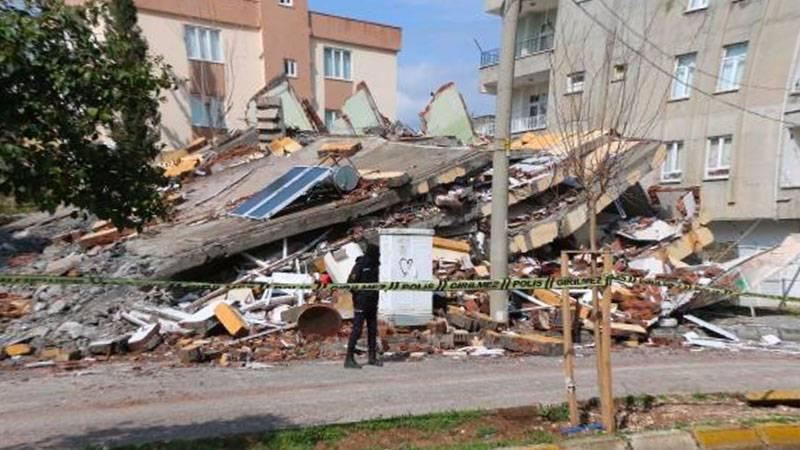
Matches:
[328,165,360,192]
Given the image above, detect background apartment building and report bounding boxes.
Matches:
[126,0,401,148]
[479,0,800,259]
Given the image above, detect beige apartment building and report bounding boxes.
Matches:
[479,0,800,257]
[113,0,401,148]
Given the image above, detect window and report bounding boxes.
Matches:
[662,141,683,182]
[284,58,297,78]
[717,42,748,92]
[324,47,352,80]
[325,110,339,129]
[686,0,708,11]
[671,53,696,100]
[529,93,548,118]
[612,64,627,82]
[185,25,223,63]
[278,0,293,5]
[190,95,226,129]
[705,135,732,179]
[566,72,585,94]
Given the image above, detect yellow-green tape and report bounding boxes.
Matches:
[0,273,798,304]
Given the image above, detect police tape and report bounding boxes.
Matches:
[0,273,798,304]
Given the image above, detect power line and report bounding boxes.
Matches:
[571,0,799,128]
[595,0,794,94]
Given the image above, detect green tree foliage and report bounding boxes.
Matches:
[0,0,175,229]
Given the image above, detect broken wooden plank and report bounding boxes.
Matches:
[433,236,471,254]
[4,343,32,357]
[319,141,362,157]
[214,303,249,337]
[358,170,410,188]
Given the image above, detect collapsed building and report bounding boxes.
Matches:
[1,81,798,367]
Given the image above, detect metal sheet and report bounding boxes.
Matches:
[231,166,331,220]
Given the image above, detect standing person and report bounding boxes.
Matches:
[344,243,382,369]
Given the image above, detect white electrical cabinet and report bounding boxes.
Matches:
[378,228,434,326]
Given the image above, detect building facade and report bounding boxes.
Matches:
[119,0,401,148]
[479,0,800,254]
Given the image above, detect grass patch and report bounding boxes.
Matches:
[624,394,656,411]
[741,415,800,426]
[106,410,486,450]
[353,410,483,433]
[474,426,497,439]
[538,403,570,422]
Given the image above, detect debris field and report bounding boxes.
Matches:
[2,78,799,370]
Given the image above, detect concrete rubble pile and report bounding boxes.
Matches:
[2,81,799,370]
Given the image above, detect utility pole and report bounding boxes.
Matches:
[489,0,521,324]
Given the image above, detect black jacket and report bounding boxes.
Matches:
[348,255,379,308]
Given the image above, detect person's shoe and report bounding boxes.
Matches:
[344,353,362,369]
[367,351,383,367]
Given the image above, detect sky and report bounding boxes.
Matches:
[308,0,501,127]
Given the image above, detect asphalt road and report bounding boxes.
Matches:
[1,349,798,449]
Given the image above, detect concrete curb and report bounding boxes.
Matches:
[507,423,800,450]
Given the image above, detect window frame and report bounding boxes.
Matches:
[717,42,748,93]
[705,135,733,180]
[685,0,709,12]
[671,53,696,100]
[661,141,683,183]
[323,47,353,81]
[324,109,339,129]
[284,58,298,78]
[278,0,293,6]
[185,25,224,64]
[566,71,586,94]
[612,63,627,82]
[190,95,226,129]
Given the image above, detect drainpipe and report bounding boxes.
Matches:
[490,0,521,324]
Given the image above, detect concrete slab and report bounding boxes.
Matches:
[754,424,800,449]
[693,427,763,449]
[629,430,698,450]
[745,390,800,407]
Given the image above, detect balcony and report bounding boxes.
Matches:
[479,34,554,94]
[512,114,547,133]
[475,114,547,137]
[479,34,554,68]
[485,0,558,15]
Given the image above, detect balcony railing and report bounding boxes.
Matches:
[480,49,500,67]
[511,114,547,133]
[479,33,554,68]
[475,114,547,136]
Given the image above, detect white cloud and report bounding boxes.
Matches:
[397,61,495,129]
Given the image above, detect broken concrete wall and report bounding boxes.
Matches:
[419,82,476,146]
[248,77,316,132]
[333,82,389,135]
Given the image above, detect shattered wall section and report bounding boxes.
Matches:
[419,83,476,146]
[334,82,390,135]
[248,77,316,132]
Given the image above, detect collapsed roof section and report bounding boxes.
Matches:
[126,137,489,278]
[507,139,666,254]
[419,82,477,146]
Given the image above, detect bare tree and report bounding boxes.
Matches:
[545,1,672,252]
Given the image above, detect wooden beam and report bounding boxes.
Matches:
[561,252,579,426]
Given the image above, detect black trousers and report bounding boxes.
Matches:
[347,303,378,354]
